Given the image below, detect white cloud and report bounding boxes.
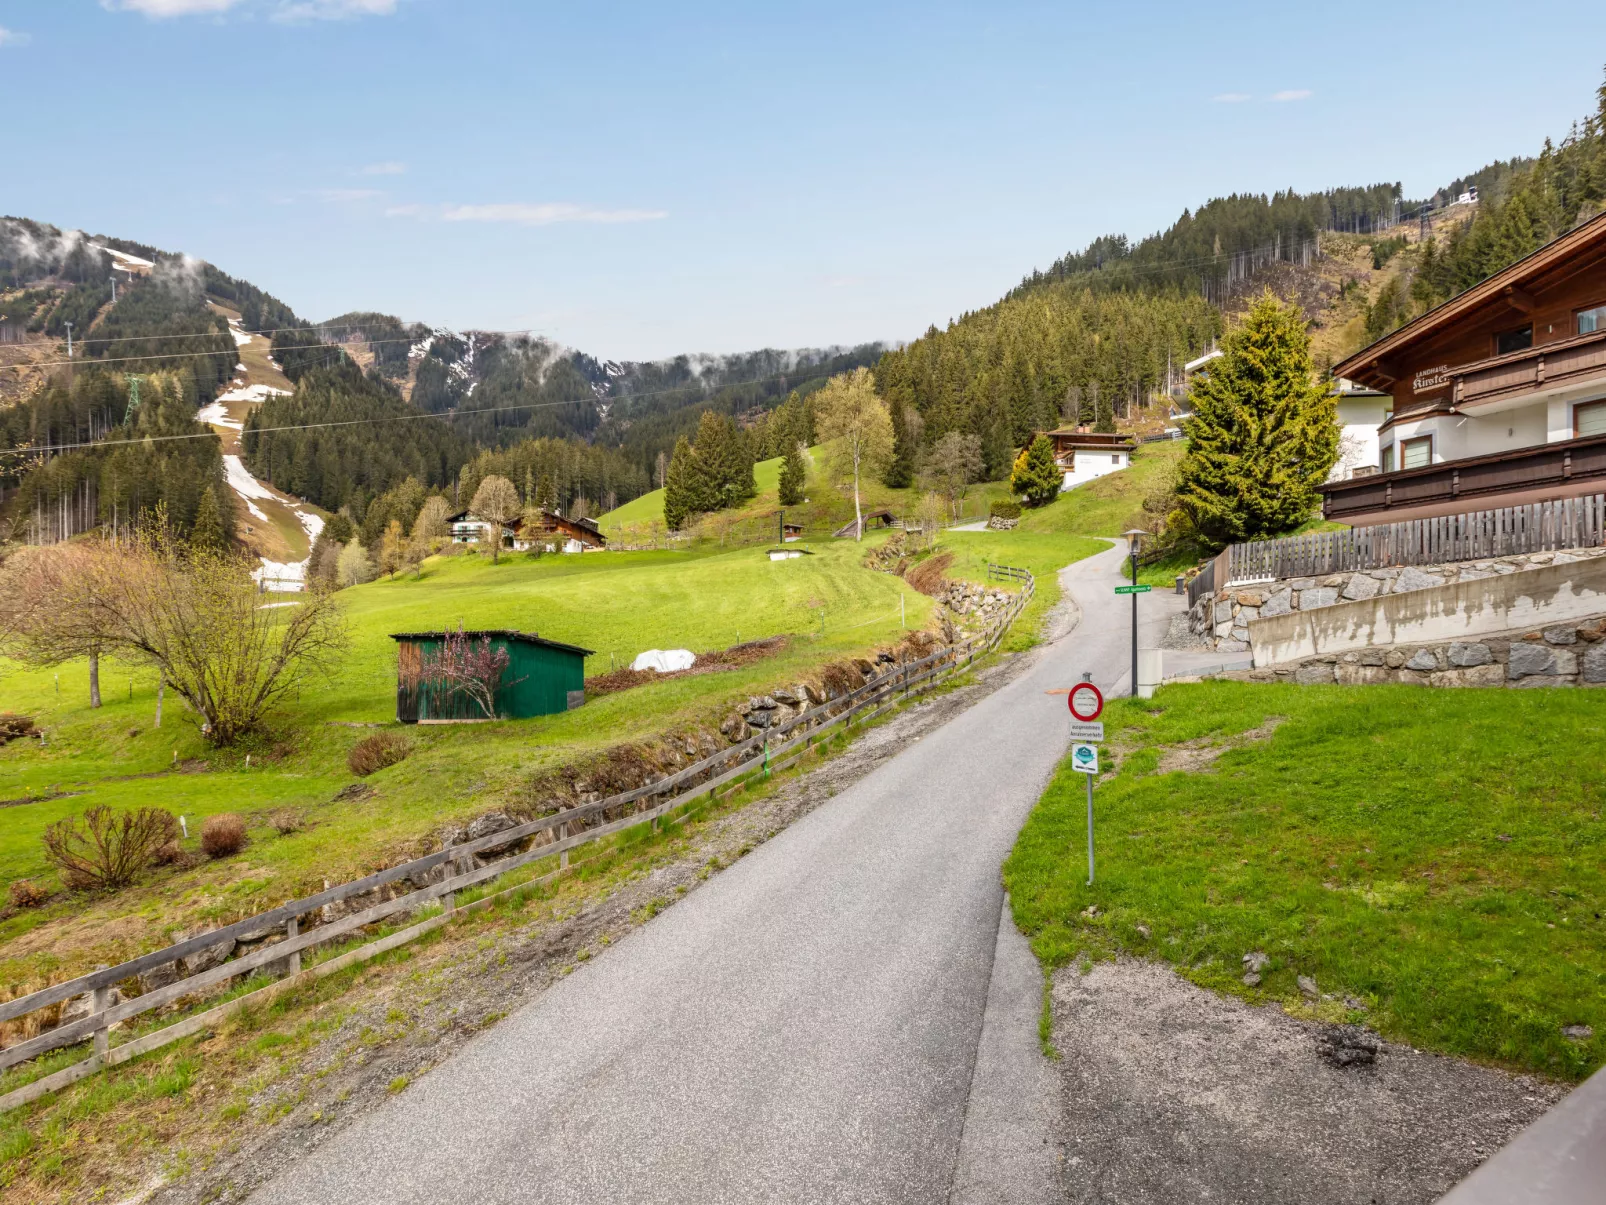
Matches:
[383,203,430,219]
[0,25,33,45]
[359,161,407,176]
[1272,89,1313,102]
[103,0,244,14]
[1211,92,1251,103]
[440,202,668,226]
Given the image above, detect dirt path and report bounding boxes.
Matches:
[1049,958,1565,1204]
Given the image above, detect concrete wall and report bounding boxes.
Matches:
[1249,555,1606,668]
[1060,450,1129,491]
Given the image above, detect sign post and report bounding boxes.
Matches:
[1066,682,1104,886]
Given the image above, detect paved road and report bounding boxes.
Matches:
[251,543,1179,1205]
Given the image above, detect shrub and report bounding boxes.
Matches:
[348,732,412,777]
[0,713,36,745]
[268,808,305,835]
[989,501,1022,521]
[8,879,48,909]
[201,813,247,859]
[42,806,180,891]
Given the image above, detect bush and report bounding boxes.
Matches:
[201,813,247,859]
[268,808,306,835]
[8,879,48,909]
[0,713,36,745]
[348,732,412,777]
[42,806,180,891]
[989,501,1022,521]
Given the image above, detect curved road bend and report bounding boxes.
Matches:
[250,543,1178,1205]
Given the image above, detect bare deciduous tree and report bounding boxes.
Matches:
[470,475,521,563]
[919,431,984,520]
[420,632,515,719]
[43,806,180,891]
[815,368,894,541]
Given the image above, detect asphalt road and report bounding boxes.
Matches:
[250,543,1179,1205]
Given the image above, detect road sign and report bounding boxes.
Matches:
[1068,720,1105,743]
[1068,681,1104,721]
[1114,584,1152,595]
[1070,743,1099,775]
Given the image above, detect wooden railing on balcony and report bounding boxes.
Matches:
[1320,432,1606,520]
[1453,327,1606,408]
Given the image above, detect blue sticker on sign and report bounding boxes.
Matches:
[1071,742,1099,774]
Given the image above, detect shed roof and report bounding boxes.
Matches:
[389,629,594,657]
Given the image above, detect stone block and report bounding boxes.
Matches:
[1231,627,1249,644]
[1394,566,1443,593]
[1293,663,1335,684]
[1216,638,1249,652]
[1234,589,1267,607]
[1236,605,1260,623]
[1214,620,1234,638]
[1341,574,1381,601]
[1508,643,1558,679]
[1396,669,1431,687]
[1543,625,1578,646]
[1360,648,1386,666]
[1512,676,1574,689]
[1554,648,1578,675]
[1290,578,1317,592]
[1317,574,1347,588]
[1259,591,1293,618]
[1405,648,1439,672]
[1583,642,1606,684]
[1448,642,1493,667]
[1430,664,1506,688]
[1214,599,1235,623]
[1457,567,1494,582]
[1385,649,1407,668]
[1298,587,1337,610]
[1370,568,1400,580]
[1335,664,1393,685]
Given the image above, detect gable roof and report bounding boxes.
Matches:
[1334,208,1606,383]
[389,629,594,657]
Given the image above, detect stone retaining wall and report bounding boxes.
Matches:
[1222,615,1606,688]
[1188,546,1606,652]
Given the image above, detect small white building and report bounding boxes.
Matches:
[1329,379,1392,482]
[1044,428,1137,491]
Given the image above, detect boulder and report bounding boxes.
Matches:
[1359,648,1386,667]
[1298,587,1337,610]
[1237,605,1260,623]
[1340,574,1381,602]
[770,688,802,707]
[138,961,181,994]
[1335,664,1393,685]
[1542,625,1579,646]
[1448,642,1493,667]
[1583,642,1606,685]
[181,936,237,977]
[747,709,772,729]
[1508,643,1558,680]
[1290,578,1316,592]
[1430,664,1506,688]
[1259,590,1293,618]
[1393,566,1443,594]
[1214,599,1235,623]
[1234,589,1267,607]
[1293,663,1335,684]
[60,985,123,1025]
[466,812,523,858]
[1404,648,1440,672]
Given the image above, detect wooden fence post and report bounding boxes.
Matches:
[286,917,300,977]
[559,821,569,870]
[90,986,110,1068]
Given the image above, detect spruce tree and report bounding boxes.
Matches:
[883,402,916,488]
[1010,434,1061,507]
[1093,382,1115,433]
[189,487,227,552]
[778,442,807,506]
[1176,290,1339,545]
[663,435,717,530]
[981,414,1013,482]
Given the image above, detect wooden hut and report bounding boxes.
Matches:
[391,629,593,723]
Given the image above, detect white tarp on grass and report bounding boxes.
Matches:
[631,649,696,673]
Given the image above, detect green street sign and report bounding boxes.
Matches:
[1114,584,1152,595]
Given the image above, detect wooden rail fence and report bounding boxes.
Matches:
[0,567,1035,1112]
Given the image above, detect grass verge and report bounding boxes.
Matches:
[1004,680,1606,1081]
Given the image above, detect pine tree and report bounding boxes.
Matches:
[1176,290,1340,545]
[663,435,716,530]
[535,473,558,512]
[189,487,227,553]
[1093,382,1115,433]
[778,442,807,506]
[883,401,916,488]
[981,413,1013,482]
[1010,434,1061,507]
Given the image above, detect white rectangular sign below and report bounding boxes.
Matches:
[1070,743,1100,775]
[1068,720,1105,743]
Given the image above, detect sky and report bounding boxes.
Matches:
[3,2,1606,362]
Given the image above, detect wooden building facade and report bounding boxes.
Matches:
[392,629,592,723]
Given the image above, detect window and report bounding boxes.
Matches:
[1380,443,1394,473]
[1577,400,1606,438]
[1401,435,1433,470]
[1578,305,1606,335]
[1495,325,1533,355]
[1111,454,1120,464]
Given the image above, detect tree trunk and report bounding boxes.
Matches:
[155,675,164,728]
[853,453,863,543]
[88,651,101,709]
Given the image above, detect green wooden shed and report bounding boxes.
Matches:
[391,630,593,723]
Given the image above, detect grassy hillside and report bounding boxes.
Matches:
[1007,681,1606,1080]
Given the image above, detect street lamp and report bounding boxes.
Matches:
[1123,529,1146,698]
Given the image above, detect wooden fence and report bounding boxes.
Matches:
[0,567,1035,1112]
[1208,494,1606,591]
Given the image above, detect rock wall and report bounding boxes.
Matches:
[1223,615,1606,688]
[1189,547,1606,653]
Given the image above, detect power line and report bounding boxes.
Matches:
[9,332,499,371]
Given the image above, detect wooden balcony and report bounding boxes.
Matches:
[1452,327,1606,409]
[1318,432,1606,523]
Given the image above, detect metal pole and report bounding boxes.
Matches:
[1085,772,1095,886]
[1130,547,1139,698]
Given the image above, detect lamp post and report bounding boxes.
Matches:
[1122,529,1146,698]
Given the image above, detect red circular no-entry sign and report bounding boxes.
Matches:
[1068,682,1104,722]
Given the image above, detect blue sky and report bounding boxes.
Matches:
[3,2,1605,360]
